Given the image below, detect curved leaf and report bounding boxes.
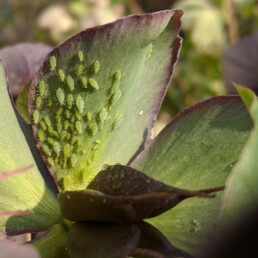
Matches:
[132,96,252,256]
[0,58,61,235]
[28,10,183,190]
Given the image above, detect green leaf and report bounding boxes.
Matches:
[221,86,258,228]
[132,96,252,256]
[33,224,69,258]
[0,58,61,235]
[28,10,183,190]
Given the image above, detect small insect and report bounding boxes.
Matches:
[89,78,99,90]
[71,136,78,144]
[77,65,83,76]
[63,143,71,158]
[53,142,61,156]
[33,110,39,124]
[50,56,56,71]
[38,129,45,141]
[66,75,74,91]
[47,157,55,167]
[52,131,59,138]
[48,126,54,136]
[56,115,61,123]
[87,159,92,165]
[86,112,92,121]
[95,140,101,144]
[36,96,42,108]
[110,80,120,94]
[75,121,82,134]
[88,123,98,136]
[64,120,69,130]
[115,70,122,81]
[56,87,65,106]
[47,137,55,145]
[94,60,100,74]
[58,69,65,82]
[146,44,153,59]
[81,77,87,88]
[44,116,51,127]
[61,131,67,140]
[67,94,74,109]
[70,155,78,168]
[75,112,81,120]
[65,110,71,119]
[92,151,98,161]
[76,95,84,114]
[39,81,46,96]
[40,121,47,131]
[57,123,62,133]
[66,132,71,140]
[47,95,53,106]
[42,144,51,156]
[57,108,63,115]
[78,50,83,62]
[111,89,122,105]
[113,114,124,130]
[98,107,107,124]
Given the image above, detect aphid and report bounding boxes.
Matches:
[78,50,83,62]
[47,95,52,106]
[81,77,87,88]
[86,112,92,121]
[66,132,71,140]
[77,65,83,76]
[111,89,121,105]
[89,78,99,90]
[56,115,61,123]
[75,112,81,120]
[65,110,71,119]
[87,159,92,165]
[63,158,67,169]
[88,123,98,136]
[70,155,78,168]
[113,114,124,130]
[67,94,74,109]
[42,144,51,156]
[47,137,55,145]
[56,87,65,106]
[57,123,62,133]
[63,143,71,158]
[48,126,54,136]
[39,81,46,96]
[64,120,69,130]
[99,125,103,131]
[105,115,111,121]
[95,140,101,144]
[47,157,55,167]
[57,108,63,115]
[53,142,60,156]
[69,124,74,131]
[93,145,98,150]
[50,56,56,71]
[38,129,45,141]
[110,80,120,94]
[36,96,42,108]
[76,95,84,114]
[75,121,82,134]
[52,131,59,138]
[98,107,107,124]
[71,136,78,144]
[33,110,39,124]
[66,75,74,91]
[146,44,153,59]
[82,149,87,155]
[54,157,59,164]
[58,69,65,82]
[92,151,98,161]
[115,70,122,81]
[44,116,51,127]
[40,121,47,131]
[60,131,66,141]
[94,60,100,74]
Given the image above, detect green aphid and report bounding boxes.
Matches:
[57,123,62,133]
[44,116,51,127]
[33,110,39,124]
[88,123,98,136]
[63,143,71,158]
[71,136,78,144]
[78,50,83,62]
[47,157,55,167]
[56,87,65,106]
[47,137,55,145]
[95,140,101,144]
[146,44,153,59]
[94,60,100,74]
[89,78,99,90]
[86,112,92,121]
[65,109,71,119]
[75,112,81,120]
[113,114,124,130]
[111,89,122,105]
[53,131,59,138]
[66,75,74,91]
[70,155,78,168]
[64,120,69,130]
[57,108,63,115]
[48,126,54,136]
[56,115,61,123]
[115,70,122,81]
[66,132,71,140]
[50,56,56,71]
[76,121,82,134]
[81,77,87,88]
[69,124,74,131]
[98,107,107,124]
[77,65,83,76]
[42,144,51,156]
[58,69,65,82]
[38,129,45,141]
[47,95,53,106]
[61,131,67,140]
[67,94,74,109]
[110,80,120,94]
[36,96,42,108]
[53,142,61,156]
[39,81,46,96]
[40,121,47,131]
[76,95,84,114]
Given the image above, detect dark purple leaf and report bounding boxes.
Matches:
[222,31,258,94]
[0,43,52,97]
[58,165,224,223]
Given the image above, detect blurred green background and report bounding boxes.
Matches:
[0,0,258,134]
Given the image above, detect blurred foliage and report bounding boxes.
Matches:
[0,0,258,134]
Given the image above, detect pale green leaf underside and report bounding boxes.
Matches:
[0,60,61,235]
[221,86,258,228]
[132,96,252,256]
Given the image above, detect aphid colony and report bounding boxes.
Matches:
[32,50,124,170]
